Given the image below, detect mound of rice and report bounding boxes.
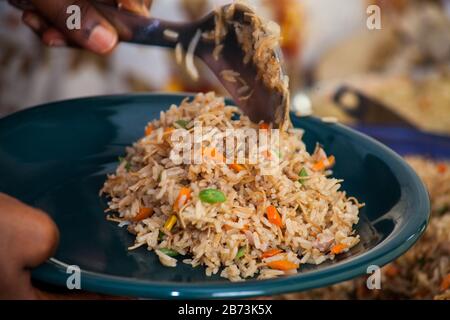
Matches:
[101,92,361,281]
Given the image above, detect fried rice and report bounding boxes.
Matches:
[280,156,450,299]
[101,92,362,281]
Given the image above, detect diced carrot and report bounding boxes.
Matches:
[259,123,269,130]
[133,207,153,222]
[327,155,336,167]
[263,150,272,160]
[229,163,245,172]
[330,243,347,255]
[384,264,400,277]
[261,248,283,259]
[313,161,325,171]
[163,127,174,135]
[209,148,219,159]
[437,163,447,174]
[145,125,153,136]
[202,147,225,162]
[240,224,249,232]
[267,260,298,271]
[266,205,282,227]
[173,187,191,211]
[313,155,335,171]
[440,274,450,291]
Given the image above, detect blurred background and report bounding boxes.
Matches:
[2,0,449,133]
[0,0,449,300]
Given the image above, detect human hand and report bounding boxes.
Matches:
[0,193,60,299]
[0,193,128,299]
[9,0,153,54]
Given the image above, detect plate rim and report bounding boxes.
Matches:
[1,93,430,299]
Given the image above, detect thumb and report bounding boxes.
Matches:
[0,193,59,299]
[31,0,118,54]
[0,194,126,300]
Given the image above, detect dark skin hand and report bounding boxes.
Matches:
[2,0,153,299]
[0,193,59,299]
[0,193,125,299]
[10,0,153,54]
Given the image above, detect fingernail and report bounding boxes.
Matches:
[48,38,66,47]
[42,30,67,47]
[87,25,117,54]
[23,12,41,31]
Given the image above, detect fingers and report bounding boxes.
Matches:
[17,0,153,52]
[0,193,59,299]
[31,0,118,54]
[0,193,122,300]
[22,10,67,47]
[22,10,48,33]
[0,193,59,268]
[41,28,67,47]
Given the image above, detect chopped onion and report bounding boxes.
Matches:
[163,29,179,42]
[155,249,177,267]
[175,43,183,65]
[185,30,202,81]
[118,221,130,228]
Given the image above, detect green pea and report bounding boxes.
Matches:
[159,248,179,257]
[235,246,246,259]
[118,156,131,172]
[175,119,189,129]
[298,167,308,185]
[199,189,227,204]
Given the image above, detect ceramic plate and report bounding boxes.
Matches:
[0,93,430,299]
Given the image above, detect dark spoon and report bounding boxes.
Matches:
[11,0,288,125]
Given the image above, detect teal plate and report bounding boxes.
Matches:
[0,93,430,299]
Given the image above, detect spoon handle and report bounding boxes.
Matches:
[92,2,198,49]
[333,86,415,127]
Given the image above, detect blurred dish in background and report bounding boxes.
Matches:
[315,0,450,80]
[307,72,450,136]
[309,0,450,136]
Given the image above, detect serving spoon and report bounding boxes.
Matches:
[11,0,288,126]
